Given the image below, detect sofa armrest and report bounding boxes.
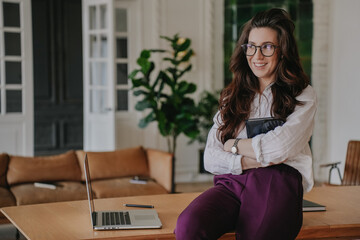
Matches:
[146,149,173,193]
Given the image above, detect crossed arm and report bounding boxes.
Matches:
[223,138,263,170]
[204,86,317,174]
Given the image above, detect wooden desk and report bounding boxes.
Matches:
[1,186,360,240]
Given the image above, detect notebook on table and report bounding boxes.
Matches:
[83,154,162,230]
[302,199,326,212]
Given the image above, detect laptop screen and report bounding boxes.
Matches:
[84,154,96,215]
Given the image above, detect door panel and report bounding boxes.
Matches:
[0,0,33,156]
[83,0,116,151]
[32,0,83,155]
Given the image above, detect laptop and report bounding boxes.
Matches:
[83,154,162,230]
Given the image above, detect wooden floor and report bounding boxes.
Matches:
[176,181,213,193]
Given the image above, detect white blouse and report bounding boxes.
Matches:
[203,85,317,193]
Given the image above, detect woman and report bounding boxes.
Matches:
[175,8,317,240]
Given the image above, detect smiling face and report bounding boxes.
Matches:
[246,27,280,89]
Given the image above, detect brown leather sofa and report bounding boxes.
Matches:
[0,146,173,224]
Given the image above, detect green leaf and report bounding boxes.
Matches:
[137,57,147,67]
[157,111,170,136]
[163,57,180,66]
[131,78,146,88]
[137,57,152,74]
[184,129,200,139]
[178,81,197,95]
[160,71,174,88]
[180,49,193,62]
[175,112,192,121]
[138,112,155,128]
[178,81,190,94]
[166,67,177,75]
[178,64,192,79]
[157,77,166,99]
[145,62,155,79]
[186,83,197,94]
[151,71,163,91]
[135,99,152,111]
[133,89,147,96]
[160,35,174,42]
[177,39,191,52]
[128,69,140,80]
[140,50,151,59]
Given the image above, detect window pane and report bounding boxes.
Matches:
[3,2,20,27]
[115,8,127,32]
[117,90,128,111]
[117,64,128,84]
[5,61,22,84]
[90,62,107,86]
[89,6,96,30]
[100,5,107,29]
[90,35,98,58]
[100,35,107,57]
[116,38,128,58]
[4,32,21,56]
[6,90,22,113]
[90,89,107,113]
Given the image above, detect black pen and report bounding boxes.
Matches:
[124,203,154,208]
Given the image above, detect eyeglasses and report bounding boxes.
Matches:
[241,43,278,57]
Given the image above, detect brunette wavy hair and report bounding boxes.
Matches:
[218,8,309,144]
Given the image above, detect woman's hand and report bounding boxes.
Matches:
[224,138,257,159]
[224,138,284,170]
[242,156,262,170]
[224,139,236,153]
[224,138,263,170]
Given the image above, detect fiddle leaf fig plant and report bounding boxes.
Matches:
[190,90,220,145]
[128,34,199,156]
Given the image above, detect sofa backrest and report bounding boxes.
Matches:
[7,151,82,186]
[76,146,149,181]
[0,153,9,187]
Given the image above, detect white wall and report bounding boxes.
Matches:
[138,0,224,183]
[328,0,360,183]
[313,0,360,184]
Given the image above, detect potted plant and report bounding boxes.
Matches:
[128,34,199,192]
[191,90,220,173]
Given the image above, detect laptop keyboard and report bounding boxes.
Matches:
[102,212,131,226]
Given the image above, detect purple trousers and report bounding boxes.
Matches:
[175,164,303,240]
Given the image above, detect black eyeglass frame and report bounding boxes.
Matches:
[241,43,279,57]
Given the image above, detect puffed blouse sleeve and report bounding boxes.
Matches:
[203,112,243,175]
[251,85,318,166]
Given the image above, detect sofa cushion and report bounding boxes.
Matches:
[7,151,82,185]
[91,177,168,198]
[77,146,149,181]
[0,187,16,208]
[10,181,87,205]
[0,187,15,224]
[0,153,9,187]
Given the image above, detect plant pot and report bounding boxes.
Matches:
[199,148,210,174]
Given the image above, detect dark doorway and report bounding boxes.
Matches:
[32,0,83,156]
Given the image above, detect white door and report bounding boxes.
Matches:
[113,0,144,149]
[83,0,143,151]
[0,0,33,156]
[83,0,116,151]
